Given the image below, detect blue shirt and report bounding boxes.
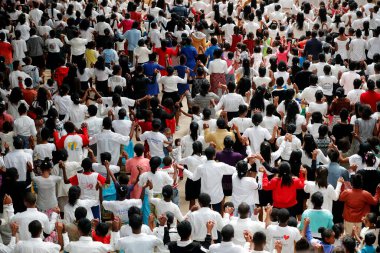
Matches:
[205,45,220,62]
[124,28,141,51]
[362,245,376,253]
[174,65,189,94]
[327,162,349,188]
[102,49,117,64]
[299,209,333,233]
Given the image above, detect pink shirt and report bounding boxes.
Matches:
[127,156,150,199]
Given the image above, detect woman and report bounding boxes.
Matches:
[76,58,93,92]
[186,82,219,117]
[94,56,113,96]
[32,87,54,118]
[329,14,344,34]
[339,174,380,235]
[291,12,309,39]
[64,185,97,225]
[250,86,269,114]
[273,61,290,84]
[334,27,349,60]
[357,152,380,196]
[283,100,306,139]
[355,105,378,143]
[153,40,179,76]
[7,87,29,118]
[301,134,330,167]
[329,87,350,128]
[304,166,343,212]
[181,122,206,158]
[308,90,328,116]
[208,49,230,96]
[235,58,257,83]
[261,161,306,217]
[178,141,206,209]
[289,149,307,219]
[231,160,259,215]
[62,64,81,95]
[180,37,198,77]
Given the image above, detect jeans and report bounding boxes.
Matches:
[17,135,30,149]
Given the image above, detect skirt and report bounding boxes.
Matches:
[222,175,233,196]
[258,189,273,206]
[162,91,180,104]
[210,73,226,95]
[46,52,61,71]
[147,83,159,96]
[185,178,201,201]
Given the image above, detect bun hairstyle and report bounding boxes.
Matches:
[365,152,377,167]
[40,158,52,172]
[236,160,249,179]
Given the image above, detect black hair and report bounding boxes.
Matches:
[68,186,81,206]
[78,218,92,236]
[278,162,293,187]
[177,220,192,239]
[198,193,211,207]
[205,147,216,160]
[149,156,162,173]
[29,220,42,237]
[221,225,234,242]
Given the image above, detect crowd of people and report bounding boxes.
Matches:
[0,0,380,252]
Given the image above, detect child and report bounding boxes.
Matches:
[361,233,376,253]
[92,222,111,244]
[180,104,202,123]
[163,128,173,158]
[171,139,182,164]
[0,121,15,152]
[85,41,99,68]
[160,157,179,206]
[225,52,235,85]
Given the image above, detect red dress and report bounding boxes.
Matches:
[163,107,176,134]
[243,39,255,54]
[153,47,179,76]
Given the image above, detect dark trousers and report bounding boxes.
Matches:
[332,200,344,223]
[211,202,222,214]
[72,54,84,65]
[226,111,239,121]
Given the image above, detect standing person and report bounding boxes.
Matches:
[26,28,45,73]
[127,144,150,199]
[158,66,188,106]
[90,117,134,165]
[207,49,230,96]
[261,162,306,217]
[11,30,27,63]
[204,118,235,152]
[304,31,322,62]
[360,80,380,112]
[180,37,198,77]
[63,30,88,65]
[123,21,141,63]
[14,103,37,149]
[214,82,247,121]
[184,146,236,213]
[339,174,380,235]
[45,30,64,74]
[154,40,179,76]
[339,62,361,95]
[93,56,113,96]
[143,53,165,96]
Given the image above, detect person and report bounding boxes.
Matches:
[339,174,380,235]
[13,220,61,252]
[215,82,247,121]
[14,103,37,149]
[10,192,58,240]
[183,147,236,213]
[208,224,248,253]
[360,80,380,112]
[261,162,306,216]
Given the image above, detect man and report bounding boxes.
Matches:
[14,103,37,149]
[294,60,312,91]
[214,82,247,121]
[10,193,58,240]
[53,122,89,163]
[226,203,265,246]
[300,74,322,104]
[83,105,103,154]
[208,225,248,253]
[304,31,322,62]
[340,61,361,95]
[26,28,44,70]
[187,193,225,243]
[4,136,33,181]
[114,214,164,253]
[136,118,170,159]
[90,117,134,165]
[14,220,61,252]
[184,148,236,213]
[126,144,150,199]
[61,218,115,252]
[123,21,141,63]
[360,79,380,112]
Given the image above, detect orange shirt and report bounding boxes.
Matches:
[22,89,37,106]
[0,41,13,65]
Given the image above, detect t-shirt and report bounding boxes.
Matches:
[318,75,337,96]
[243,126,272,154]
[139,131,168,158]
[266,225,302,253]
[69,172,106,200]
[32,175,61,211]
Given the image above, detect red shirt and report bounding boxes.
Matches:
[360,90,380,112]
[262,172,305,208]
[54,66,69,87]
[0,113,13,132]
[230,34,243,52]
[0,41,13,65]
[53,127,89,150]
[339,189,379,222]
[118,19,134,33]
[69,171,106,186]
[130,12,142,22]
[22,88,37,106]
[92,230,110,244]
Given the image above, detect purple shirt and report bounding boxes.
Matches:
[215,149,245,166]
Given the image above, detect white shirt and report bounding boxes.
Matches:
[150,198,184,225]
[228,217,265,246]
[29,8,43,25]
[138,171,173,194]
[31,174,61,211]
[52,161,81,198]
[94,22,114,36]
[63,235,113,253]
[84,116,103,137]
[139,131,168,159]
[108,76,126,92]
[65,37,88,56]
[180,135,206,158]
[11,208,58,241]
[148,29,161,48]
[114,233,163,253]
[208,59,230,74]
[4,149,33,181]
[178,155,207,174]
[53,95,72,115]
[266,225,302,253]
[14,115,37,137]
[349,38,367,62]
[11,39,27,61]
[231,173,259,206]
[45,38,63,53]
[64,104,88,129]
[33,143,56,160]
[13,238,60,253]
[158,74,187,93]
[304,181,342,212]
[318,75,338,96]
[63,134,86,163]
[215,93,246,112]
[276,136,302,161]
[367,36,380,59]
[134,46,152,64]
[187,207,225,241]
[301,86,322,104]
[103,199,142,223]
[260,116,281,135]
[90,129,130,165]
[120,224,152,237]
[185,160,236,204]
[209,241,248,253]
[93,68,112,82]
[243,126,272,154]
[347,89,365,104]
[63,199,97,224]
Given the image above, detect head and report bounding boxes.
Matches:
[24,192,37,208]
[134,143,144,157]
[78,218,92,236]
[351,174,363,189]
[311,191,324,209]
[198,193,211,207]
[221,225,234,242]
[28,220,43,238]
[277,208,290,225]
[278,162,293,187]
[81,158,92,172]
[177,220,192,240]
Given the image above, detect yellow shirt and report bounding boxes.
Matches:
[85,49,98,68]
[204,128,235,151]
